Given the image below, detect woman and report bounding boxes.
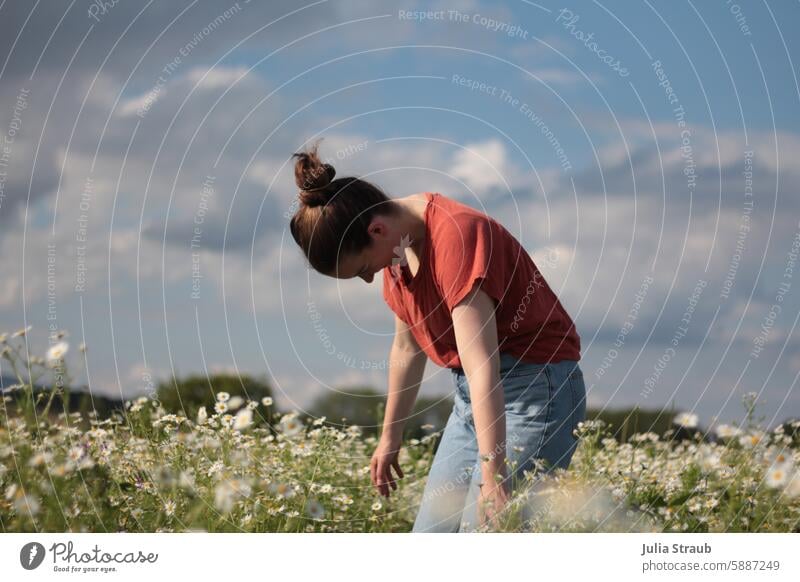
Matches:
[289,140,586,532]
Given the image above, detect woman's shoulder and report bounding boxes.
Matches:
[428,193,495,229]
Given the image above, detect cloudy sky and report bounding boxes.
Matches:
[1,0,798,429]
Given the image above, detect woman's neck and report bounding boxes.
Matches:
[395,194,428,256]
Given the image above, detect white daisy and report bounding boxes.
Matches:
[11,325,32,338]
[67,446,85,462]
[261,396,273,407]
[765,463,791,488]
[765,447,794,469]
[739,431,765,449]
[214,481,236,514]
[785,471,800,498]
[45,341,69,366]
[673,412,698,429]
[228,396,244,411]
[233,408,253,431]
[269,482,296,499]
[714,423,742,439]
[279,414,304,437]
[214,401,227,414]
[216,391,230,402]
[13,493,40,516]
[306,497,325,520]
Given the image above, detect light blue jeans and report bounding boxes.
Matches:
[411,353,587,532]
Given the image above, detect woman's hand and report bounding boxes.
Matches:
[477,478,511,530]
[370,437,405,498]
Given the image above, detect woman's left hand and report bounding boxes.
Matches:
[477,479,511,530]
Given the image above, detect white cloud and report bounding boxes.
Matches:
[449,138,514,195]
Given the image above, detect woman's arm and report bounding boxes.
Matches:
[451,285,508,492]
[381,315,427,443]
[371,315,427,497]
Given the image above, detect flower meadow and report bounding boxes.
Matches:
[2,328,800,533]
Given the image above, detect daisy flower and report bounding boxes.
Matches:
[269,482,296,499]
[233,408,253,431]
[46,341,69,366]
[784,471,800,498]
[228,396,244,411]
[673,412,698,429]
[279,414,304,437]
[214,401,228,414]
[67,446,85,462]
[714,423,742,439]
[11,325,32,338]
[261,396,273,407]
[306,497,325,520]
[765,463,791,488]
[216,391,230,403]
[739,431,765,449]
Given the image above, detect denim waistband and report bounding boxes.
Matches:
[450,352,578,377]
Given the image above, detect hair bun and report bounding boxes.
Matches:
[292,140,336,207]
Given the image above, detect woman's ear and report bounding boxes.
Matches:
[367,217,387,239]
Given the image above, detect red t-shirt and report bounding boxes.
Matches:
[382,192,581,369]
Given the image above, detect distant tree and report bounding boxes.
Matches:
[587,406,677,442]
[307,386,453,440]
[156,373,275,421]
[306,386,384,434]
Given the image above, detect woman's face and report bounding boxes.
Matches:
[332,218,397,284]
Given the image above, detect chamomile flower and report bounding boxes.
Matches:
[214,401,228,414]
[67,446,85,462]
[306,497,325,520]
[216,391,230,403]
[261,396,273,407]
[11,325,32,338]
[785,471,800,498]
[228,396,244,411]
[714,423,742,439]
[739,431,766,449]
[764,447,794,469]
[233,408,253,431]
[673,412,698,429]
[279,414,304,437]
[269,482,296,499]
[45,341,69,366]
[765,463,791,488]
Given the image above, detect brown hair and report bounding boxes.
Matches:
[290,139,399,275]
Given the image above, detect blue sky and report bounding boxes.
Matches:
[1,0,799,429]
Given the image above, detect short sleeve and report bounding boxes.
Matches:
[382,267,410,324]
[432,214,506,312]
